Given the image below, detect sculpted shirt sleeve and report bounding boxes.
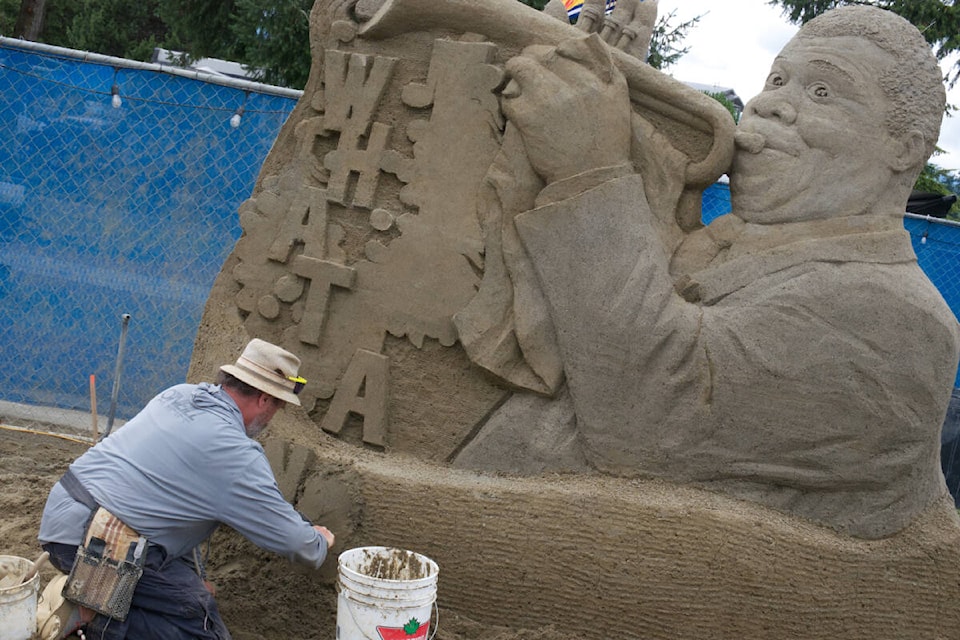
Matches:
[218,453,328,569]
[514,173,710,471]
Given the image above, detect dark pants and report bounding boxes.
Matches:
[44,542,232,640]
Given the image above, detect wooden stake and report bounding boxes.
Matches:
[90,374,98,442]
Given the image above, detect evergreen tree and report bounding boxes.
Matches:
[155,0,241,61]
[230,0,313,89]
[64,0,167,61]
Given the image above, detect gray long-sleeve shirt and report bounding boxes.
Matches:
[39,382,327,568]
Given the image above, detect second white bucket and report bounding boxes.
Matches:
[0,555,41,640]
[337,546,439,640]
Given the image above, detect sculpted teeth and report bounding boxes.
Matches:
[735,131,765,154]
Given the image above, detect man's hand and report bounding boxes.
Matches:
[500,34,632,185]
[314,525,335,549]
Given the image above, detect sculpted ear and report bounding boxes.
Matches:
[889,129,927,173]
[556,33,616,84]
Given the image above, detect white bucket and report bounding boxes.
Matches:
[337,546,439,640]
[0,556,41,640]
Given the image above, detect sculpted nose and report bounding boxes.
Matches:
[745,91,797,125]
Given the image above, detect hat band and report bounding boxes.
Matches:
[235,355,297,392]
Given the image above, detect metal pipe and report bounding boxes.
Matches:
[102,313,131,439]
[0,37,304,100]
[905,212,960,228]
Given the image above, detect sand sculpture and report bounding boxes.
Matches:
[190,0,960,636]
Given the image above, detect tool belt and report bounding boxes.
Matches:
[58,469,147,621]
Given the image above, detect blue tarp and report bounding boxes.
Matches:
[0,43,296,417]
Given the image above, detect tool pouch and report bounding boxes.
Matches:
[63,507,147,621]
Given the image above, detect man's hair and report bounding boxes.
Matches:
[217,370,261,398]
[798,6,945,167]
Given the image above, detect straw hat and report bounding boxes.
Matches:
[220,339,305,406]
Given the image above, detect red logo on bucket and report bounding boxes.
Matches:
[377,618,429,639]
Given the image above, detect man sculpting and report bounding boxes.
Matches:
[38,338,335,639]
[467,6,960,539]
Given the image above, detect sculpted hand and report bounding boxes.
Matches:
[500,34,632,185]
[314,525,335,549]
[543,0,658,62]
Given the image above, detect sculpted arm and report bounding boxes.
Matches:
[501,34,708,458]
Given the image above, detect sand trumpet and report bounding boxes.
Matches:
[356,0,736,189]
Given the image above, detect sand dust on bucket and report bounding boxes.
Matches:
[356,548,429,580]
[0,558,25,586]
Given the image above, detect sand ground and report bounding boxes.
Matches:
[0,426,555,640]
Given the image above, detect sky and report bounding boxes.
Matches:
[661,0,960,173]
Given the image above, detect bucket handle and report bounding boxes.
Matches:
[339,587,439,640]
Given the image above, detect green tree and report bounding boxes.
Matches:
[0,0,20,35]
[156,0,241,61]
[230,0,313,89]
[646,9,700,71]
[705,90,740,124]
[64,0,168,61]
[915,159,960,220]
[155,0,313,88]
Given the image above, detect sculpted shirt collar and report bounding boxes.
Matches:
[680,213,915,304]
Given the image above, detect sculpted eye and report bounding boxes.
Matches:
[767,73,785,88]
[811,84,829,98]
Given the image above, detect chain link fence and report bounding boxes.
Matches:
[0,39,298,425]
[4,41,960,500]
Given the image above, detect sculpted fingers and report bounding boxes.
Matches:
[500,36,632,184]
[576,0,607,33]
[500,49,562,129]
[626,0,658,60]
[599,0,633,44]
[542,0,570,22]
[601,0,658,62]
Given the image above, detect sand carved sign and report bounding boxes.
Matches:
[215,0,960,538]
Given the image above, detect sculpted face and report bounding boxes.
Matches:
[731,35,904,224]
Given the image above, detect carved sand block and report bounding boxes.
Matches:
[191,1,960,636]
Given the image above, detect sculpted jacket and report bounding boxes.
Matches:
[512,173,960,539]
[39,382,328,567]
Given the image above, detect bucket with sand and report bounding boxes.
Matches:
[0,555,42,640]
[337,546,439,640]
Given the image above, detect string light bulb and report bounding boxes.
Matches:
[230,91,249,129]
[110,68,122,109]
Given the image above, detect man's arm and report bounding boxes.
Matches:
[220,456,332,569]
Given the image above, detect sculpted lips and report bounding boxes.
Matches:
[735,125,803,158]
[735,131,765,154]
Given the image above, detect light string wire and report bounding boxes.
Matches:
[0,44,298,116]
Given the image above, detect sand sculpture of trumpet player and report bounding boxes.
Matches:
[191,0,960,635]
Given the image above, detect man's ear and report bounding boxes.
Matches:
[556,33,616,84]
[889,129,927,173]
